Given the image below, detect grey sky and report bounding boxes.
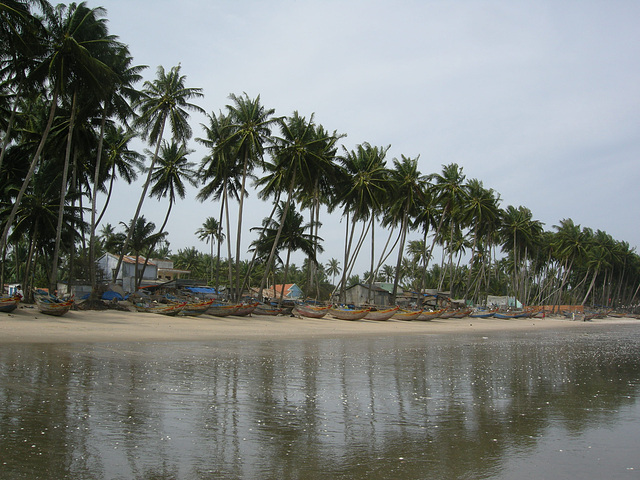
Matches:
[96,0,640,273]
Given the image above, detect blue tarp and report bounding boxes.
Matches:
[102,291,125,301]
[185,287,218,294]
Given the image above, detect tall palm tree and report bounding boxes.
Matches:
[196,216,224,285]
[120,215,164,291]
[223,93,276,300]
[113,64,204,283]
[256,112,333,299]
[326,258,341,287]
[386,155,427,303]
[196,110,244,296]
[334,142,390,301]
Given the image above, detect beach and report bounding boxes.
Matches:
[1,304,637,343]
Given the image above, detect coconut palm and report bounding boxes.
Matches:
[223,93,277,300]
[386,155,427,303]
[120,216,165,291]
[113,64,204,281]
[196,216,224,285]
[326,258,341,287]
[334,142,390,301]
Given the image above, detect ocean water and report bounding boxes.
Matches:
[1,324,639,479]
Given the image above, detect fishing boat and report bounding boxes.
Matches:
[328,306,371,321]
[416,308,445,321]
[292,304,331,318]
[452,308,473,318]
[364,306,399,321]
[34,292,74,316]
[134,301,186,316]
[232,302,259,317]
[493,311,529,319]
[469,308,498,318]
[254,303,285,316]
[438,309,458,319]
[0,295,20,313]
[206,303,241,317]
[392,308,423,321]
[180,299,215,316]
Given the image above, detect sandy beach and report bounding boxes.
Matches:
[0,304,637,344]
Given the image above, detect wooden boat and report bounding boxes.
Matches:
[206,303,241,317]
[134,301,186,316]
[416,308,445,321]
[392,308,423,321]
[452,308,473,318]
[34,293,74,316]
[438,309,458,319]
[328,307,370,321]
[292,304,331,318]
[0,295,20,313]
[254,304,285,316]
[232,302,259,316]
[469,308,498,318]
[493,311,528,319]
[180,299,215,316]
[364,306,399,321]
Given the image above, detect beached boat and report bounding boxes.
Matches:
[364,306,399,321]
[328,307,371,321]
[292,304,331,318]
[438,309,458,319]
[254,303,285,316]
[134,301,186,316]
[34,293,74,316]
[206,303,241,317]
[493,311,528,319]
[392,308,423,321]
[469,308,498,318]
[180,299,215,316]
[232,302,259,317]
[451,308,473,318]
[0,295,20,313]
[416,308,445,321]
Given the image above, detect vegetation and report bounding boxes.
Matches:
[1,1,638,310]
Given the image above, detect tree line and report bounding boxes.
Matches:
[1,1,638,309]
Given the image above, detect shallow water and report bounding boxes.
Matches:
[1,325,639,479]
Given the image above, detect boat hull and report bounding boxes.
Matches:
[364,307,399,321]
[392,309,423,321]
[293,305,330,318]
[0,295,20,313]
[328,307,370,321]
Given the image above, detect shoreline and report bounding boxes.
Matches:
[1,305,638,344]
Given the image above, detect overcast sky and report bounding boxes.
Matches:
[95,0,640,274]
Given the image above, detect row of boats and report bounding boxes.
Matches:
[1,291,544,320]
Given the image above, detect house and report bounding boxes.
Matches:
[333,283,392,306]
[257,284,304,302]
[97,253,158,293]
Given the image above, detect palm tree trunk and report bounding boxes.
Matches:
[90,107,108,291]
[391,204,409,304]
[234,151,250,301]
[50,90,78,292]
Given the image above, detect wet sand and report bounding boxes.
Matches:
[1,304,637,344]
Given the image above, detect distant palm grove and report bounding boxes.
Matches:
[1,1,639,309]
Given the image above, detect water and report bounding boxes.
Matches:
[1,325,639,479]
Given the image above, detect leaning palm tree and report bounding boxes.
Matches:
[113,64,204,282]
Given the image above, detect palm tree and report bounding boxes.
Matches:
[223,93,277,300]
[326,258,341,287]
[120,215,164,291]
[196,110,244,296]
[334,142,390,301]
[256,112,334,299]
[196,217,224,285]
[250,202,322,304]
[386,155,427,303]
[113,64,204,282]
[135,140,197,288]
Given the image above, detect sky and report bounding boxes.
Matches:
[94,0,640,275]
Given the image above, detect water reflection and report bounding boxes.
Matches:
[1,326,639,479]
